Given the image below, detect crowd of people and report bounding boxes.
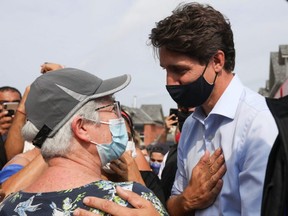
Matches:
[0,2,285,216]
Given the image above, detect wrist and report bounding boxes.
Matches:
[181,187,197,213]
[165,126,171,133]
[167,194,195,216]
[16,109,26,116]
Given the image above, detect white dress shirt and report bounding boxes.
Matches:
[171,74,278,216]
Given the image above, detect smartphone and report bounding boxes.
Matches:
[169,108,178,126]
[2,102,19,117]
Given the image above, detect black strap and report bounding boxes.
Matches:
[32,125,52,148]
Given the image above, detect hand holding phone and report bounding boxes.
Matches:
[0,102,18,135]
[169,108,178,126]
[2,102,19,117]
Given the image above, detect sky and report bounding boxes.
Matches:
[1,0,288,115]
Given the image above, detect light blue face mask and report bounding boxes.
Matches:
[90,118,128,166]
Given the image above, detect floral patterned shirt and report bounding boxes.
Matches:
[0,180,168,216]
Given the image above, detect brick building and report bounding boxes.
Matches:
[122,104,170,146]
[259,45,288,98]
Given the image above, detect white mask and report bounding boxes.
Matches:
[90,118,128,166]
[126,140,137,158]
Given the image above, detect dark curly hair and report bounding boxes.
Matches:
[149,2,235,71]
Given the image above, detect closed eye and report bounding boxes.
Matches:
[167,65,189,75]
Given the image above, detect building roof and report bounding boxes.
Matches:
[258,44,288,97]
[141,104,165,125]
[122,105,155,126]
[280,44,288,57]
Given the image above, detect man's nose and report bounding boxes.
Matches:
[166,72,180,85]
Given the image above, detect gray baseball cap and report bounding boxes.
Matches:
[25,68,131,147]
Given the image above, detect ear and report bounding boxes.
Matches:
[71,116,91,142]
[212,50,225,73]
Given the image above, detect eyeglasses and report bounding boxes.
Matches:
[95,101,121,119]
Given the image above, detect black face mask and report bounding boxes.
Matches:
[166,65,217,108]
[178,110,194,132]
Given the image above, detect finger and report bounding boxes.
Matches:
[0,122,12,130]
[199,178,224,208]
[209,150,225,175]
[0,120,12,128]
[0,116,10,124]
[213,164,226,181]
[81,195,136,216]
[112,159,127,168]
[40,63,49,74]
[198,150,210,166]
[209,178,224,200]
[110,160,128,176]
[114,159,122,166]
[41,69,47,74]
[73,207,101,216]
[213,153,225,169]
[120,152,134,165]
[126,150,132,156]
[119,152,129,163]
[167,114,174,120]
[0,110,8,118]
[206,164,226,191]
[209,148,222,164]
[116,186,148,209]
[109,162,124,174]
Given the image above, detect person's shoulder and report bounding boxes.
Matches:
[241,87,270,112]
[115,181,158,199]
[124,181,168,215]
[119,181,152,194]
[239,88,277,129]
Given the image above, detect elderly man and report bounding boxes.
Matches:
[0,68,168,216]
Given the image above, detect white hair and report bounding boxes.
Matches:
[22,96,113,159]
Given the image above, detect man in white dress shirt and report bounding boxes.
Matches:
[149,2,278,215]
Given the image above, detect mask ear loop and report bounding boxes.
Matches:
[201,63,209,76]
[213,71,218,84]
[90,140,99,145]
[201,62,218,85]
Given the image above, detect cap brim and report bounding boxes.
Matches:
[49,74,131,137]
[92,74,131,99]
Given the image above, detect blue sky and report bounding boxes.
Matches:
[1,0,288,115]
